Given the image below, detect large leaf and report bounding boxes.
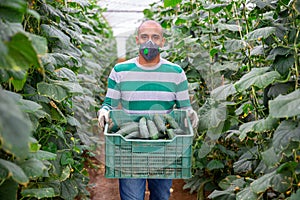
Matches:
[21,188,56,199]
[207,190,236,200]
[261,147,280,167]
[54,67,77,81]
[239,116,279,140]
[41,24,71,48]
[245,27,276,41]
[61,178,79,200]
[224,39,247,52]
[198,99,227,130]
[5,32,42,70]
[0,178,19,200]
[0,90,32,158]
[250,170,275,193]
[53,80,83,95]
[272,54,294,76]
[27,150,57,161]
[0,159,28,185]
[211,84,236,101]
[236,187,257,200]
[20,158,47,180]
[272,120,300,153]
[235,67,281,92]
[269,90,300,118]
[233,147,258,173]
[0,0,26,22]
[37,82,68,102]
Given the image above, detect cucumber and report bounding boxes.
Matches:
[146,119,159,140]
[139,117,149,139]
[164,114,180,129]
[115,122,139,136]
[166,129,176,139]
[124,131,140,139]
[153,114,166,133]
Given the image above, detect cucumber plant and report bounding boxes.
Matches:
[0,0,117,199]
[143,0,300,199]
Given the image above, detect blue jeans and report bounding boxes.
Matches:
[119,179,172,200]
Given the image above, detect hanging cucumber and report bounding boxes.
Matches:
[146,119,159,140]
[139,117,149,139]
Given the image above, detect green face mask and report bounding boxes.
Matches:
[139,40,160,61]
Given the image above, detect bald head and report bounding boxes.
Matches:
[137,20,163,36]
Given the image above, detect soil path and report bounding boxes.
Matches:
[87,131,198,200]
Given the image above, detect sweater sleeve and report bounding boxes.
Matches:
[102,68,121,110]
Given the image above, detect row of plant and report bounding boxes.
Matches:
[0,0,117,199]
[144,0,300,199]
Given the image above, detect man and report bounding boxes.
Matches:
[98,20,198,200]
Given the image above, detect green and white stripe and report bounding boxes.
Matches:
[102,57,191,114]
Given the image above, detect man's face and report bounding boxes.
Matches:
[136,23,165,47]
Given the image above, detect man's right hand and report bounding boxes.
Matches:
[97,108,110,128]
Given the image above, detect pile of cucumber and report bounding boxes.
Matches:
[112,114,186,140]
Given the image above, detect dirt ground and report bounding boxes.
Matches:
[87,131,198,200]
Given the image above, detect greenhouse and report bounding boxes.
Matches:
[0,0,300,199]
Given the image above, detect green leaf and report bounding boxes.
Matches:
[41,24,71,48]
[54,67,77,81]
[270,171,292,193]
[207,160,224,171]
[239,116,278,140]
[6,32,42,70]
[261,147,280,167]
[164,0,182,7]
[269,90,300,118]
[245,27,276,41]
[0,159,28,185]
[217,23,241,32]
[272,54,294,76]
[290,189,300,200]
[21,188,56,199]
[272,120,300,153]
[207,190,236,200]
[211,84,236,101]
[250,170,275,193]
[0,90,32,158]
[224,39,247,52]
[27,150,57,161]
[20,158,47,179]
[233,147,258,173]
[236,187,257,200]
[0,178,19,200]
[53,80,83,95]
[18,99,42,113]
[37,82,68,102]
[198,99,227,130]
[61,179,78,200]
[0,0,26,22]
[219,175,245,191]
[235,67,281,92]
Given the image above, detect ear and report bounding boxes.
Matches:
[135,36,139,45]
[161,37,166,47]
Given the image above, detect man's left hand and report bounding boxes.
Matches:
[188,109,199,128]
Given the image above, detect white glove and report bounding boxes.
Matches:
[97,107,110,128]
[187,109,199,128]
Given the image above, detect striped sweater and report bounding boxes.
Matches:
[102,57,191,114]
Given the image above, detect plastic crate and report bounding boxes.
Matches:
[104,110,194,179]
